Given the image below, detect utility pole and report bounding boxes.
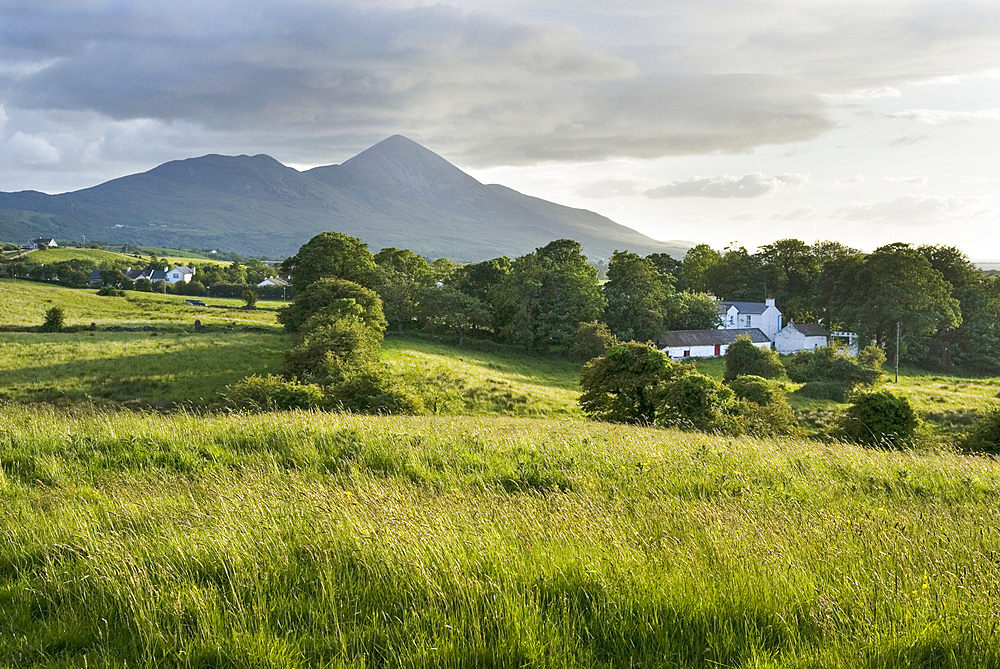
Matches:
[895,320,900,383]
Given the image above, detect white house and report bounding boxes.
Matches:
[718,299,783,341]
[257,276,290,288]
[25,238,58,250]
[775,323,828,354]
[654,328,772,359]
[165,266,196,284]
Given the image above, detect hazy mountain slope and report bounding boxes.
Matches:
[0,135,690,261]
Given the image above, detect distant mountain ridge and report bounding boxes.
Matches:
[0,135,690,261]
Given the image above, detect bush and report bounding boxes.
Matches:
[959,409,1000,453]
[40,306,65,332]
[660,372,736,432]
[728,375,783,406]
[794,381,850,403]
[226,375,325,411]
[278,278,386,334]
[787,344,882,388]
[96,286,126,297]
[724,336,784,381]
[579,343,675,424]
[328,371,424,415]
[571,321,619,361]
[284,309,383,386]
[839,390,919,448]
[735,398,798,437]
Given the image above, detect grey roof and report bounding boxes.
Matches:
[657,328,771,348]
[150,270,167,281]
[790,323,827,337]
[720,301,771,315]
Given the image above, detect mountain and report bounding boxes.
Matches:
[0,135,690,261]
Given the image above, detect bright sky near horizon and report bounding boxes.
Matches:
[1,1,998,258]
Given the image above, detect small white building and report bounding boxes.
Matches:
[718,299,783,341]
[25,238,58,250]
[775,323,828,354]
[654,328,772,359]
[165,266,196,284]
[257,276,290,288]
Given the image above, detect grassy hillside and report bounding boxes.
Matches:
[3,409,1000,667]
[0,279,282,328]
[17,246,226,267]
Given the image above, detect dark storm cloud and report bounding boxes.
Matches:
[0,1,833,167]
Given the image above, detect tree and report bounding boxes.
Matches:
[416,285,490,346]
[278,278,386,334]
[451,257,512,303]
[705,244,766,301]
[374,247,434,334]
[602,250,670,342]
[677,244,721,293]
[723,336,784,381]
[280,231,378,292]
[226,261,248,284]
[492,240,605,352]
[242,289,258,309]
[284,307,384,386]
[665,291,721,330]
[756,239,820,321]
[823,243,961,359]
[646,253,682,282]
[579,343,675,424]
[660,373,736,432]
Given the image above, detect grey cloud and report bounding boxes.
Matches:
[644,172,808,199]
[0,1,833,169]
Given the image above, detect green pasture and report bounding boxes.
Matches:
[3,409,1000,667]
[17,246,227,267]
[0,279,283,328]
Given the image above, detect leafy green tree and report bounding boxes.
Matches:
[705,244,766,301]
[492,239,605,352]
[723,336,784,381]
[226,261,248,284]
[677,244,721,293]
[646,253,682,282]
[756,239,820,321]
[242,289,258,309]
[602,251,669,342]
[374,247,434,334]
[666,291,721,330]
[839,390,919,448]
[416,285,490,346]
[278,278,386,334]
[821,243,961,359]
[284,306,384,386]
[450,257,512,303]
[280,231,378,292]
[579,343,675,424]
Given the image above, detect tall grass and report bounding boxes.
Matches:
[3,407,1000,667]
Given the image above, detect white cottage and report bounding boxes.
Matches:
[718,299,783,341]
[26,238,58,249]
[165,266,196,284]
[654,328,772,359]
[775,323,828,354]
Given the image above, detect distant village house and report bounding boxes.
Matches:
[655,328,772,359]
[25,238,58,250]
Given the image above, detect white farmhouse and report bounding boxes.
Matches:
[775,323,828,354]
[257,277,290,288]
[654,328,772,360]
[718,299,783,341]
[25,238,58,250]
[165,266,196,284]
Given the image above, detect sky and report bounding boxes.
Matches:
[1,0,999,258]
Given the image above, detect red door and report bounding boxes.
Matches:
[714,345,721,356]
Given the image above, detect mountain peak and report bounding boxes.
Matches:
[335,135,482,195]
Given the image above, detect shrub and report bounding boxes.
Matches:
[959,409,1000,453]
[571,321,619,361]
[278,278,386,334]
[728,375,782,406]
[41,306,65,332]
[242,289,258,309]
[284,309,383,386]
[735,398,798,437]
[226,375,325,411]
[579,343,674,424]
[724,336,783,382]
[794,381,850,403]
[787,344,882,388]
[328,371,424,415]
[839,390,919,448]
[659,372,736,432]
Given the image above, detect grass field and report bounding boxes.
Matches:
[16,246,227,267]
[5,281,1000,666]
[0,279,284,328]
[3,409,1000,667]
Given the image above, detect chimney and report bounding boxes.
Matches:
[765,298,775,307]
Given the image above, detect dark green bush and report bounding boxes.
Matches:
[226,375,325,411]
[735,398,798,437]
[959,409,1000,453]
[40,306,65,332]
[660,372,736,432]
[728,375,782,406]
[571,321,619,362]
[724,337,784,382]
[96,286,125,297]
[329,372,424,415]
[794,381,850,403]
[839,390,919,448]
